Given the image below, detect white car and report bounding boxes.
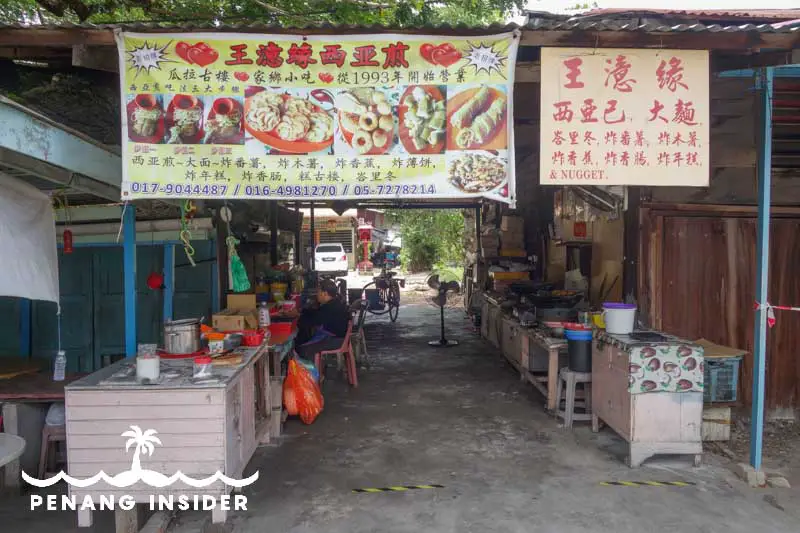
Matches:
[314,243,348,276]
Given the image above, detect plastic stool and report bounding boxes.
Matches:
[38,424,66,478]
[555,367,592,428]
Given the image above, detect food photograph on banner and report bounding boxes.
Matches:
[117,32,519,202]
[539,47,710,187]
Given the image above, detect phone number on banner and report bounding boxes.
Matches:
[126,182,438,198]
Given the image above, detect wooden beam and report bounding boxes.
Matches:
[0,47,71,60]
[712,50,794,73]
[72,45,119,73]
[0,147,120,201]
[521,29,800,52]
[0,27,797,53]
[515,62,540,83]
[0,96,121,191]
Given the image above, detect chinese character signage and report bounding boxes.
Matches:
[116,32,519,203]
[540,48,709,186]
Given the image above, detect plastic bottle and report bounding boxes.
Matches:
[258,301,271,328]
[53,350,66,382]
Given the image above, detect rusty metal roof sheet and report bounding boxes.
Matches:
[580,8,800,21]
[525,15,800,34]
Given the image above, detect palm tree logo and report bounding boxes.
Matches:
[121,426,162,474]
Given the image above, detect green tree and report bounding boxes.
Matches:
[387,209,464,272]
[3,0,523,25]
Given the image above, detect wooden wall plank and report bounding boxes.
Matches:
[66,404,225,420]
[68,419,222,435]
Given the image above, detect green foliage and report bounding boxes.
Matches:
[387,209,464,272]
[3,0,523,25]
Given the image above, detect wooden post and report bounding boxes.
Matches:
[622,187,640,302]
[269,205,279,267]
[215,219,229,311]
[123,204,137,357]
[309,202,316,271]
[750,67,773,471]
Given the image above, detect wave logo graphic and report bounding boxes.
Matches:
[22,425,259,489]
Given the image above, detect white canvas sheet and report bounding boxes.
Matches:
[0,172,60,303]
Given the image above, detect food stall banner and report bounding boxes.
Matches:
[116,32,519,204]
[540,48,709,186]
[0,173,60,303]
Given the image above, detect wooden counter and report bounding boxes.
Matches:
[480,296,567,412]
[65,343,272,529]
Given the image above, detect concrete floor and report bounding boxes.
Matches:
[3,303,799,532]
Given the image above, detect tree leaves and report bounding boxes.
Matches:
[4,0,523,26]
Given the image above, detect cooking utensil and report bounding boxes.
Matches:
[164,318,201,354]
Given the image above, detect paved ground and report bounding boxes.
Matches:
[2,303,799,532]
[176,304,800,533]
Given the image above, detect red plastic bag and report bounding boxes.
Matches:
[283,358,324,424]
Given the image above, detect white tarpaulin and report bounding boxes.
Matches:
[0,172,60,303]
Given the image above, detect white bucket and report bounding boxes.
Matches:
[602,304,637,334]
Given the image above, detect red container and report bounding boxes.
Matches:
[268,322,292,335]
[241,330,266,346]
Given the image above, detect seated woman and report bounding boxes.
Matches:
[295,279,350,360]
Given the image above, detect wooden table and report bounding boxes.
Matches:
[521,328,568,412]
[0,373,83,494]
[65,343,272,530]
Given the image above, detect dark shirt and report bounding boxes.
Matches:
[303,298,349,338]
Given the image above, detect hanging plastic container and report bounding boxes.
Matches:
[565,329,593,373]
[602,302,637,334]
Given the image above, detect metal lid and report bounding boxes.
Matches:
[165,318,200,326]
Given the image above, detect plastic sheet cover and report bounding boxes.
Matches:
[0,172,60,303]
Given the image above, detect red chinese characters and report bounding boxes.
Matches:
[256,42,283,68]
[552,101,574,123]
[320,44,346,68]
[604,55,636,93]
[351,45,380,67]
[225,44,253,66]
[562,57,585,89]
[580,99,598,123]
[287,43,317,69]
[603,99,626,124]
[673,99,698,125]
[648,100,668,123]
[381,42,410,69]
[656,57,689,92]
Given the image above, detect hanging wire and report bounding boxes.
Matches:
[116,201,129,243]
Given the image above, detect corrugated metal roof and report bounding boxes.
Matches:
[525,16,800,34]
[581,8,800,21]
[0,20,520,33]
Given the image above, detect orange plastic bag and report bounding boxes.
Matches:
[283,358,324,424]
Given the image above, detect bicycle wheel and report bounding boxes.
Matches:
[361,281,387,315]
[388,284,400,322]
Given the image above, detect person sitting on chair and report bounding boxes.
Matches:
[295,279,350,360]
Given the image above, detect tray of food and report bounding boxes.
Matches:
[245,88,334,153]
[447,86,507,151]
[336,87,395,155]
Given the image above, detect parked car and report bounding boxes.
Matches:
[314,243,348,276]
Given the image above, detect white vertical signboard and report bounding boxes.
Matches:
[540,48,709,186]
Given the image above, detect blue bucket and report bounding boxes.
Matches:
[565,329,593,341]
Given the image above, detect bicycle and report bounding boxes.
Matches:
[361,265,404,322]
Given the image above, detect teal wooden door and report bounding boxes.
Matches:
[0,298,22,357]
[173,241,215,322]
[32,249,94,372]
[0,243,214,371]
[93,247,163,365]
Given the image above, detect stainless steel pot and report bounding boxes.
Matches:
[163,318,201,354]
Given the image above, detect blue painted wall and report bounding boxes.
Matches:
[0,241,215,372]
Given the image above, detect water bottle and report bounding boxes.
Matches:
[53,350,66,382]
[258,302,271,329]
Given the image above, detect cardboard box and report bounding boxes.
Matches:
[501,215,524,233]
[213,293,259,331]
[499,247,526,258]
[501,230,524,248]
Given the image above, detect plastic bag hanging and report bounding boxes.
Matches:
[227,234,251,293]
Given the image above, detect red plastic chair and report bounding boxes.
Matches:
[313,321,358,387]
